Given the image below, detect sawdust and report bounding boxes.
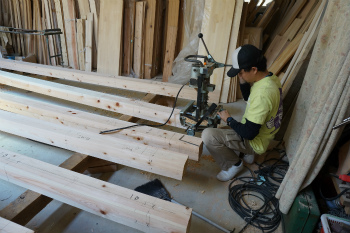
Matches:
[200,155,215,162]
[187,160,201,171]
[185,118,208,126]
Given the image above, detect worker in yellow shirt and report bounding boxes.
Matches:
[202,44,283,182]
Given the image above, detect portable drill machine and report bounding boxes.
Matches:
[180,33,229,136]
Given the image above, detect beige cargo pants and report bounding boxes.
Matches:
[202,128,256,170]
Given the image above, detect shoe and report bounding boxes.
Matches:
[216,162,243,182]
[243,154,256,164]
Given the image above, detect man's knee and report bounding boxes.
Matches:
[202,128,217,145]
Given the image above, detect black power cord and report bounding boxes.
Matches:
[228,152,288,233]
[99,82,188,134]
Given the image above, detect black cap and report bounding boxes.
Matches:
[227,44,263,77]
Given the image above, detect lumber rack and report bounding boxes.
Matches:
[0,26,64,66]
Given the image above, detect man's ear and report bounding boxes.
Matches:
[252,67,258,74]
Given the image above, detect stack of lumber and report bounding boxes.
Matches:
[0,0,185,80]
[220,0,326,103]
[0,58,199,230]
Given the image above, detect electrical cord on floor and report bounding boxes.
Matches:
[319,187,350,201]
[99,82,188,134]
[228,152,288,233]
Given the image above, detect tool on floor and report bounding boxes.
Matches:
[180,33,230,136]
[135,179,235,233]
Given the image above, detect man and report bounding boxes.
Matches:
[202,44,283,182]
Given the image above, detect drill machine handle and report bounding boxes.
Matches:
[184,55,207,67]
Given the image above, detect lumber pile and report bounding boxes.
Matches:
[0,65,199,230]
[0,149,192,233]
[220,0,326,103]
[0,0,183,79]
[0,0,327,103]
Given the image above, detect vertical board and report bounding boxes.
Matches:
[97,0,123,75]
[61,0,79,69]
[199,0,236,104]
[220,0,243,103]
[162,0,180,82]
[122,0,136,75]
[54,0,69,66]
[133,1,146,78]
[144,0,157,79]
[76,19,85,71]
[85,13,93,71]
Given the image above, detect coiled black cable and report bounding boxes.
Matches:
[229,152,288,233]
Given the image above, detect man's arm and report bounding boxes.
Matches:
[218,110,261,140]
[227,117,261,140]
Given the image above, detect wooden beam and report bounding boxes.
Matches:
[61,0,79,69]
[53,0,69,66]
[43,0,57,65]
[76,19,85,71]
[220,0,242,103]
[0,110,188,180]
[273,0,307,37]
[77,0,91,19]
[85,13,93,71]
[162,0,180,82]
[122,0,136,75]
[97,0,123,75]
[133,1,146,79]
[0,59,198,100]
[198,0,236,104]
[88,0,98,49]
[0,153,90,226]
[144,0,157,79]
[269,33,304,75]
[0,91,202,160]
[0,70,184,128]
[0,217,34,233]
[0,149,192,232]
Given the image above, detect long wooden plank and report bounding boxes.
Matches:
[77,0,90,19]
[53,0,69,66]
[0,149,191,232]
[274,0,307,37]
[97,0,123,75]
[0,110,187,180]
[269,33,304,75]
[162,0,180,82]
[43,0,57,65]
[144,0,157,79]
[220,0,242,103]
[76,19,85,71]
[0,70,183,128]
[0,217,34,233]
[0,59,198,100]
[85,13,93,71]
[89,0,98,49]
[122,0,136,75]
[0,91,202,160]
[198,0,236,104]
[61,0,79,69]
[0,153,90,226]
[265,35,289,68]
[133,1,146,79]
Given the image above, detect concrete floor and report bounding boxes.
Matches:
[0,80,284,233]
